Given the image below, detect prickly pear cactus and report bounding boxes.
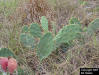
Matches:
[19,16,90,60]
[30,23,42,38]
[69,17,81,26]
[54,24,82,46]
[37,32,55,61]
[0,48,15,58]
[40,16,48,32]
[20,33,34,48]
[87,18,99,36]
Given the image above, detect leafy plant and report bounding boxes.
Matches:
[78,0,87,5]
[69,17,81,26]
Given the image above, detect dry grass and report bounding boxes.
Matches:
[0,0,99,75]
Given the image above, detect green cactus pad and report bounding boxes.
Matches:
[20,33,34,48]
[87,18,99,36]
[37,32,55,61]
[54,24,82,45]
[0,48,15,58]
[30,23,42,38]
[40,16,48,32]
